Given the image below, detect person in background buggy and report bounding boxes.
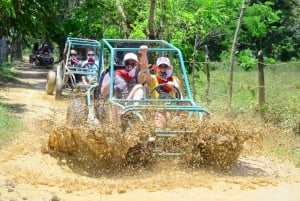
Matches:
[33,42,39,53]
[81,50,99,84]
[68,49,80,66]
[39,43,50,54]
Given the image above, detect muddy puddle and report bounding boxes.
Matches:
[1,63,300,201]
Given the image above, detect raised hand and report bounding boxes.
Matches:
[138,45,148,72]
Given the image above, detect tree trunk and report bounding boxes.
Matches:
[258,50,265,120]
[10,34,22,62]
[204,45,211,104]
[0,36,8,66]
[148,0,156,39]
[192,25,200,100]
[116,0,129,38]
[227,1,248,113]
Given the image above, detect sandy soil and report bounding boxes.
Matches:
[0,62,300,201]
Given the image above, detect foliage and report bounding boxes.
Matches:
[237,49,257,71]
[1,0,299,64]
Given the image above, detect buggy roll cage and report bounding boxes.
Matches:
[63,37,102,83]
[97,39,207,118]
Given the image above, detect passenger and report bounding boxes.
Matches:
[143,56,181,99]
[81,50,98,84]
[68,49,80,66]
[33,42,39,53]
[39,43,50,54]
[101,49,146,99]
[138,49,182,129]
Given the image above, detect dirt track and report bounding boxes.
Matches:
[0,62,300,201]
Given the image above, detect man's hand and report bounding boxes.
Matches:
[139,45,148,72]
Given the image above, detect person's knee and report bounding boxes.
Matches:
[132,84,144,99]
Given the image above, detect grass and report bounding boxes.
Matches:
[0,103,21,143]
[0,62,21,143]
[276,148,300,168]
[194,62,300,117]
[0,62,18,82]
[192,61,300,165]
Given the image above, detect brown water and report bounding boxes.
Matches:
[0,62,299,201]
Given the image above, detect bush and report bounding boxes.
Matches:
[237,49,257,71]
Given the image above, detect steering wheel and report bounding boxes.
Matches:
[149,83,181,99]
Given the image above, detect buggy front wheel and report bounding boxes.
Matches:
[55,62,64,100]
[46,70,56,95]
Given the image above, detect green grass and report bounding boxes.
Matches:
[0,62,21,143]
[275,147,300,168]
[192,61,300,165]
[0,62,17,82]
[0,103,21,143]
[194,62,300,119]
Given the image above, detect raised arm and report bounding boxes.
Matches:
[137,45,152,84]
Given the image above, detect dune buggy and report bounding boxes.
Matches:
[48,39,248,170]
[35,51,54,66]
[45,37,101,100]
[67,39,209,153]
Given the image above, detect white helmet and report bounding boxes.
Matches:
[123,53,138,64]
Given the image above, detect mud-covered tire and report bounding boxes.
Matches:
[125,142,154,168]
[120,111,144,133]
[66,98,87,126]
[195,134,243,171]
[46,70,56,95]
[55,62,64,100]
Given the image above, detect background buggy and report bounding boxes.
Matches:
[30,43,54,66]
[45,37,101,100]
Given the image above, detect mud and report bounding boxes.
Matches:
[47,109,262,172]
[0,62,300,201]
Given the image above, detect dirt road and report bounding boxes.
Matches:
[0,62,300,201]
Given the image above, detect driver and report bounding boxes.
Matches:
[145,56,181,99]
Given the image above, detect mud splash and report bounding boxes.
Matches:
[46,114,263,173]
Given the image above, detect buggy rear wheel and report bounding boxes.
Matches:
[46,70,56,95]
[55,62,64,100]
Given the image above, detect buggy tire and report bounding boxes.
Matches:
[66,98,87,126]
[55,62,64,100]
[35,59,40,66]
[125,142,154,168]
[46,70,56,95]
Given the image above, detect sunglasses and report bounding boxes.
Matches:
[158,64,169,68]
[88,54,95,56]
[70,54,77,56]
[125,62,137,67]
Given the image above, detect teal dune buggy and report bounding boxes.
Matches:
[88,39,209,155]
[45,37,101,100]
